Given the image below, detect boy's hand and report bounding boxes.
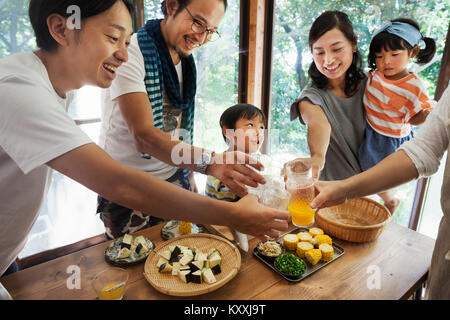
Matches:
[310,180,349,210]
[207,151,266,197]
[231,194,289,240]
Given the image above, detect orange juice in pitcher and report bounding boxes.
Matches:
[288,197,315,226]
[285,158,316,227]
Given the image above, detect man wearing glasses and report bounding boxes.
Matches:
[98,0,266,239]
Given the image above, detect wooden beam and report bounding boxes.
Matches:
[260,0,274,154]
[238,0,249,104]
[135,0,146,30]
[246,0,265,107]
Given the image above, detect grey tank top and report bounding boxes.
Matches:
[290,79,367,181]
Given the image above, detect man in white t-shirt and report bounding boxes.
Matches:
[0,0,289,278]
[98,0,267,238]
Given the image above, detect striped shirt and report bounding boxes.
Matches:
[205,176,239,202]
[364,70,436,138]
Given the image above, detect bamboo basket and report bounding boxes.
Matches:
[144,233,241,296]
[315,197,392,243]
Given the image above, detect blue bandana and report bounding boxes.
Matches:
[372,21,422,47]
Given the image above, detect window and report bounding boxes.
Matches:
[268,0,449,231]
[144,0,241,193]
[0,0,105,258]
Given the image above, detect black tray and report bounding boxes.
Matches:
[253,227,345,282]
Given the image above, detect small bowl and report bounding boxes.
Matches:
[274,253,306,278]
[256,240,284,262]
[91,267,129,300]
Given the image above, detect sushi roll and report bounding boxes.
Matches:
[202,268,217,284]
[120,234,133,250]
[171,262,181,276]
[305,249,322,266]
[296,242,314,258]
[156,257,169,268]
[160,250,172,262]
[134,236,150,255]
[158,262,173,273]
[179,270,191,283]
[117,247,131,259]
[169,246,182,263]
[211,264,221,275]
[189,270,202,284]
[316,234,332,247]
[319,244,334,262]
[208,251,222,268]
[188,260,204,272]
[179,252,194,266]
[309,227,324,237]
[297,232,313,243]
[283,234,298,251]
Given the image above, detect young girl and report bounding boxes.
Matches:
[358,18,437,213]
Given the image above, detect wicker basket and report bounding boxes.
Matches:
[315,197,392,243]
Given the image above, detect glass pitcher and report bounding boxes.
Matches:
[285,158,316,227]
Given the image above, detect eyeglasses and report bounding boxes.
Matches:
[184,7,221,42]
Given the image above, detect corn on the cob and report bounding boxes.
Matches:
[296,241,314,258]
[178,221,191,235]
[309,227,324,237]
[319,244,334,262]
[316,234,332,246]
[305,249,322,265]
[297,232,312,243]
[283,234,298,251]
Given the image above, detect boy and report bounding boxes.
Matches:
[205,104,266,251]
[205,104,266,201]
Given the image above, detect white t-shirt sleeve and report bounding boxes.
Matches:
[109,34,147,101]
[399,86,450,177]
[0,76,92,174]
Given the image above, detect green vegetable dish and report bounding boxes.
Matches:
[274,253,306,277]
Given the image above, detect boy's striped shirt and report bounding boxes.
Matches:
[364,70,435,138]
[205,176,239,202]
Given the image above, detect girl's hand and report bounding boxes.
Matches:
[409,109,431,126]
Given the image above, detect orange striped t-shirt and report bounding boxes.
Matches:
[363,70,436,138]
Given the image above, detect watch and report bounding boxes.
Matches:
[196,150,214,175]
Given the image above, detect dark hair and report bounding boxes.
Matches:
[219,104,266,142]
[29,0,134,52]
[368,18,437,70]
[308,11,366,97]
[161,0,227,19]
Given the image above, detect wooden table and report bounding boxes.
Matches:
[1,221,435,300]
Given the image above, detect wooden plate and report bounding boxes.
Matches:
[144,233,241,296]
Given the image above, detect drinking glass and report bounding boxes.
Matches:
[92,267,129,300]
[285,158,316,227]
